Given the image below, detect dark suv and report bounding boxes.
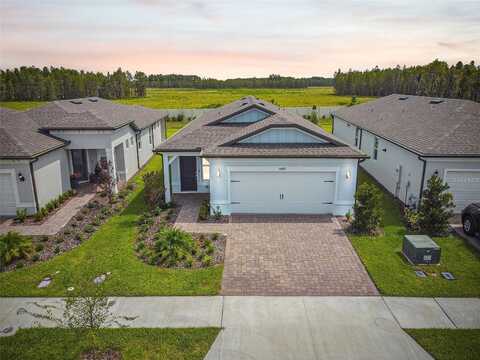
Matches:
[462,203,480,237]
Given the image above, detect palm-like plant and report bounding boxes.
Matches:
[154,227,194,266]
[0,231,33,269]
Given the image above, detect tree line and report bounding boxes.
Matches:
[145,74,333,88]
[334,60,480,102]
[0,68,333,102]
[0,67,147,101]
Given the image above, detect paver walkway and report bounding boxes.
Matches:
[2,296,479,359]
[0,191,95,236]
[175,195,377,296]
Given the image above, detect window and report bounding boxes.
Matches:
[148,127,153,145]
[137,137,142,149]
[373,137,379,160]
[355,127,360,147]
[202,158,210,181]
[125,140,129,149]
[130,137,134,146]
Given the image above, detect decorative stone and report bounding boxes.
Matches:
[67,286,75,291]
[106,272,112,276]
[93,274,107,284]
[2,326,14,334]
[441,272,455,280]
[414,270,426,278]
[37,277,52,288]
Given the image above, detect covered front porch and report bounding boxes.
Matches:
[161,153,210,203]
[67,145,127,190]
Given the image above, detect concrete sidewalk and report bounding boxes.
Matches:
[1,296,479,359]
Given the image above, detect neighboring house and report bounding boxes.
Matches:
[333,94,480,212]
[155,96,366,215]
[0,98,166,216]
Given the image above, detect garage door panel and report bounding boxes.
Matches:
[230,170,336,214]
[0,173,17,216]
[445,171,480,211]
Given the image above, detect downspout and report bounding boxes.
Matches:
[359,128,363,150]
[29,159,40,213]
[135,132,141,170]
[418,156,427,203]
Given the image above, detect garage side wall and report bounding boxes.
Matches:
[425,158,480,212]
[0,161,36,215]
[34,148,71,209]
[208,158,358,216]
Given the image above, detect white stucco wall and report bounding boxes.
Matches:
[110,126,138,181]
[208,157,358,216]
[137,127,155,168]
[332,116,358,147]
[33,148,71,209]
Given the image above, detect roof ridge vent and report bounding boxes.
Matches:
[398,96,409,100]
[430,99,444,104]
[70,100,82,104]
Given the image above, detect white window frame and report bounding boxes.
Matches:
[373,137,379,160]
[201,158,210,181]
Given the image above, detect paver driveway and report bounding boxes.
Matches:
[175,195,378,296]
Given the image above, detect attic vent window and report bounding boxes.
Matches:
[70,100,82,104]
[398,96,409,100]
[241,102,248,106]
[88,98,98,103]
[430,99,444,104]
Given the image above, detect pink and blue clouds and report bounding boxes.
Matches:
[1,0,479,78]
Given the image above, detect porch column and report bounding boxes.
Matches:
[105,147,118,193]
[163,153,172,203]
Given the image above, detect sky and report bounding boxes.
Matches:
[1,0,479,78]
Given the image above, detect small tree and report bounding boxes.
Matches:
[143,171,165,209]
[98,161,116,202]
[417,175,454,236]
[352,183,383,235]
[0,231,33,270]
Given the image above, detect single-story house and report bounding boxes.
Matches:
[155,96,366,215]
[0,98,167,216]
[333,94,480,212]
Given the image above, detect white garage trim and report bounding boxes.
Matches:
[226,166,339,213]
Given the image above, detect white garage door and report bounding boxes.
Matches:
[230,171,336,214]
[445,170,480,212]
[0,172,17,216]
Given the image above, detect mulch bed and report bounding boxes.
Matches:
[135,206,226,269]
[2,187,135,272]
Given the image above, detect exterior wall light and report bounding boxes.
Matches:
[346,169,351,180]
[18,172,25,182]
[216,168,221,177]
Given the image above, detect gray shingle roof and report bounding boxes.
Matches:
[156,96,365,159]
[0,108,67,159]
[335,94,480,157]
[26,97,167,130]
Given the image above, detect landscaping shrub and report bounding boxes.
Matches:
[417,175,455,236]
[403,207,420,232]
[143,171,165,209]
[32,254,40,262]
[154,227,194,266]
[63,228,72,235]
[136,241,145,252]
[33,211,44,222]
[98,161,117,203]
[202,255,213,267]
[352,182,383,235]
[211,233,219,241]
[127,183,135,191]
[35,244,44,252]
[81,208,89,215]
[15,262,24,269]
[46,202,54,212]
[15,208,28,223]
[91,217,102,226]
[54,246,61,254]
[0,232,33,269]
[205,242,215,255]
[84,225,95,233]
[198,200,210,221]
[212,206,222,220]
[75,214,84,221]
[56,236,64,244]
[74,232,84,242]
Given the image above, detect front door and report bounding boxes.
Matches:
[180,156,197,191]
[71,149,88,181]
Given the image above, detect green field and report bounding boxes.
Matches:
[0,87,374,110]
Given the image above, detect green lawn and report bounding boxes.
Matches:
[0,87,374,110]
[350,170,480,297]
[0,155,223,297]
[407,329,480,360]
[0,327,219,360]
